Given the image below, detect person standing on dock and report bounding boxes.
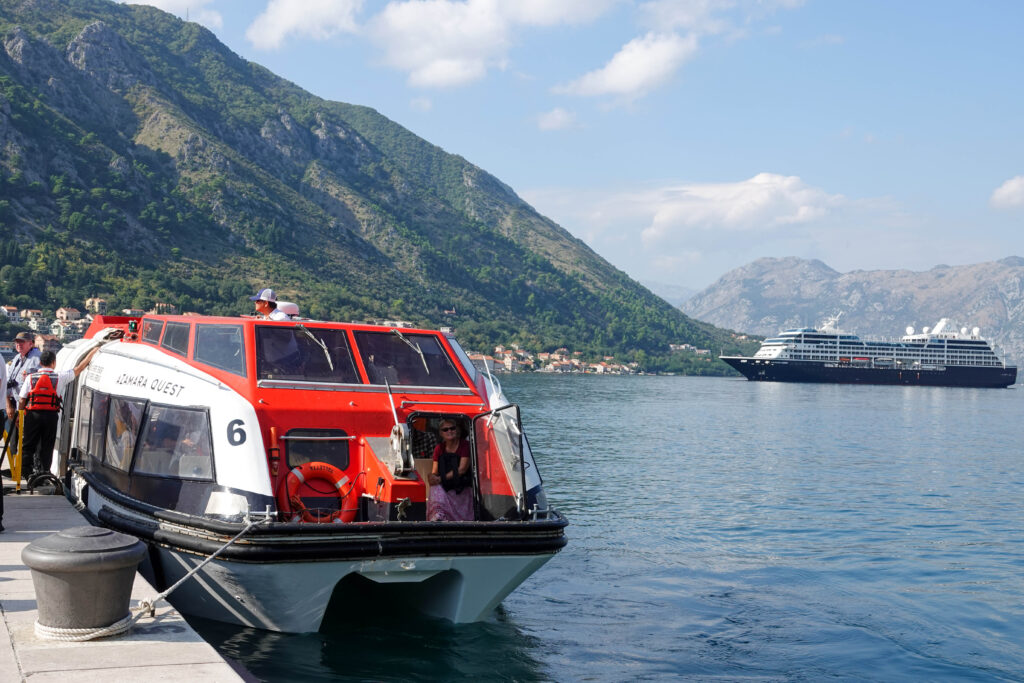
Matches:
[17,347,99,480]
[4,332,40,484]
[0,356,6,532]
[5,332,40,425]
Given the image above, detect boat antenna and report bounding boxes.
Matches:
[384,378,400,427]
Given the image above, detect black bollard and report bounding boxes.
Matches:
[21,526,146,631]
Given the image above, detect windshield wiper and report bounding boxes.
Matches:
[392,329,429,375]
[297,325,333,371]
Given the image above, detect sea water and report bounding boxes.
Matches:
[193,375,1024,681]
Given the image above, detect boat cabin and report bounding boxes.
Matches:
[61,314,542,526]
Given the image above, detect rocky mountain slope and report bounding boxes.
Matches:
[683,256,1024,363]
[0,0,747,366]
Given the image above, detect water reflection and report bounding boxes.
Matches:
[191,604,549,682]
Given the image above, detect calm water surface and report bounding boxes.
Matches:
[194,375,1024,681]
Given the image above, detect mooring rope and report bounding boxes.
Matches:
[34,515,272,641]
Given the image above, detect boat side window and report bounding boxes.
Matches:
[134,405,215,481]
[105,396,146,472]
[285,428,350,470]
[141,319,164,344]
[194,324,246,377]
[445,336,479,386]
[354,331,466,388]
[88,392,110,463]
[76,387,93,455]
[256,326,360,383]
[161,321,191,356]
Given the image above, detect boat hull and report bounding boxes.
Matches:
[67,467,567,632]
[721,357,1017,388]
[144,546,555,631]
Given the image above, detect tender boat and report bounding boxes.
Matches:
[721,315,1016,387]
[51,312,567,632]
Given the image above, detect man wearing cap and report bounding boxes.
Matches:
[0,355,6,531]
[250,288,290,321]
[6,332,40,424]
[2,333,40,526]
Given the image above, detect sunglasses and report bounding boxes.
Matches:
[440,426,457,432]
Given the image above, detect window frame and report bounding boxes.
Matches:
[141,319,164,344]
[193,323,247,377]
[132,403,216,482]
[160,321,191,357]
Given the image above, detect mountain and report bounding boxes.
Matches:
[683,256,1024,362]
[0,0,749,367]
[640,280,697,308]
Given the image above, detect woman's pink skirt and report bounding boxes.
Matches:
[427,485,474,521]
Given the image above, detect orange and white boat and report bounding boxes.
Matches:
[53,311,567,632]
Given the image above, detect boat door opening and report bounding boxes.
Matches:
[473,404,530,520]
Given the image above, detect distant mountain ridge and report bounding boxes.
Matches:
[0,0,745,366]
[683,257,1024,363]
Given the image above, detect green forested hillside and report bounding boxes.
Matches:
[0,0,754,370]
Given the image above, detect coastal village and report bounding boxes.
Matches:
[1,298,716,372]
[0,297,171,358]
[467,344,714,374]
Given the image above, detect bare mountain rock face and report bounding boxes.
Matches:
[683,257,1024,363]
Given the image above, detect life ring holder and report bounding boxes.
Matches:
[285,461,357,523]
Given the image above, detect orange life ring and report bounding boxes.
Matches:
[285,461,354,523]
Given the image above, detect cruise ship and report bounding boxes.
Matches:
[720,316,1016,387]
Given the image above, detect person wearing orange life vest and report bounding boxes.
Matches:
[17,347,99,480]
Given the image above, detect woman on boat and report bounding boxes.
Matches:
[427,419,474,521]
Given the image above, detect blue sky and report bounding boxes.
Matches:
[120,1,1024,294]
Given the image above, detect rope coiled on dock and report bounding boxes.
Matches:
[34,615,132,641]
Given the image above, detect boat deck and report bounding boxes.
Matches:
[0,479,248,682]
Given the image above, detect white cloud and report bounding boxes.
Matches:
[637,0,733,35]
[521,174,861,288]
[637,173,842,244]
[246,0,362,50]
[368,0,510,88]
[990,176,1024,209]
[367,0,615,89]
[504,0,617,26]
[114,0,222,28]
[554,0,805,104]
[552,32,697,101]
[537,107,576,131]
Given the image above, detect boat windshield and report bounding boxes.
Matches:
[353,330,466,388]
[256,326,360,383]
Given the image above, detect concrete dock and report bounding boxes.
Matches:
[0,483,249,682]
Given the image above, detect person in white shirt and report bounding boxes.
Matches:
[0,355,6,531]
[6,332,40,423]
[249,288,290,321]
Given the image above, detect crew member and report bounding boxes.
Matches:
[18,347,99,480]
[6,332,40,424]
[4,331,40,496]
[0,356,6,532]
[249,288,290,321]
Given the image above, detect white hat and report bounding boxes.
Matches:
[249,288,277,303]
